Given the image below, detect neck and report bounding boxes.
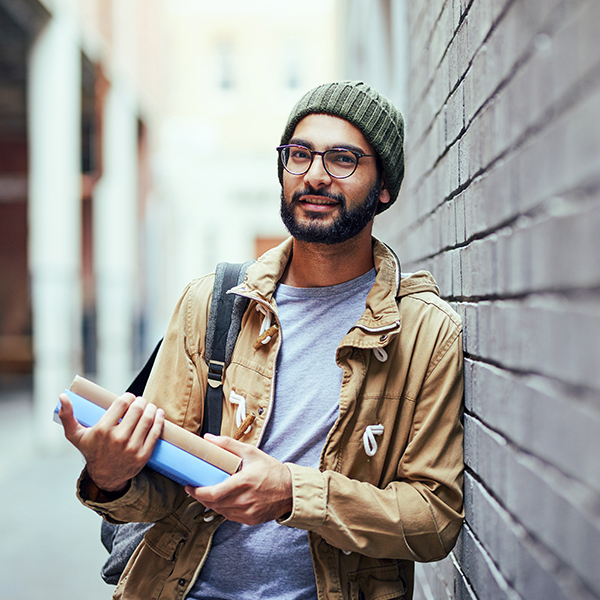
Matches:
[281,228,375,287]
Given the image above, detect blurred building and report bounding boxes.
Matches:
[147,0,342,343]
[0,0,164,443]
[345,1,600,599]
[0,0,341,444]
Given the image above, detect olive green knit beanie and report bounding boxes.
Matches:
[278,81,404,214]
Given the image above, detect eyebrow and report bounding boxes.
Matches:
[288,137,370,156]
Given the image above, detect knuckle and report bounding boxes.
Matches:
[114,395,132,410]
[111,431,130,449]
[142,404,158,423]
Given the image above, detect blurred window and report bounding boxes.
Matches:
[217,40,234,90]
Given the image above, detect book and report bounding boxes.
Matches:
[53,375,242,488]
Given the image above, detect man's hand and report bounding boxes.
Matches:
[58,392,164,493]
[185,434,293,526]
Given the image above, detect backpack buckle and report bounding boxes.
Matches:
[207,360,225,388]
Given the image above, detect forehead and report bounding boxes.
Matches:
[290,113,375,154]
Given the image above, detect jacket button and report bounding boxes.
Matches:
[379,334,388,342]
[178,578,186,586]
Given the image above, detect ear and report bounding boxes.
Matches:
[378,186,391,205]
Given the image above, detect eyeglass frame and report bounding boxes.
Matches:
[276,144,376,179]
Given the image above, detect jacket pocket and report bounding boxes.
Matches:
[113,522,189,600]
[143,521,188,561]
[348,560,407,600]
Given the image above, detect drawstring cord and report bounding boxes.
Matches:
[253,304,276,349]
[363,424,384,457]
[373,347,388,362]
[229,390,252,434]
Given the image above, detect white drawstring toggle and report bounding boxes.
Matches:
[373,347,388,362]
[256,304,273,345]
[229,390,251,433]
[363,424,384,457]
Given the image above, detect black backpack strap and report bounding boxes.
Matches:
[126,339,162,397]
[202,261,253,436]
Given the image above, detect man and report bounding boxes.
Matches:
[59,81,464,600]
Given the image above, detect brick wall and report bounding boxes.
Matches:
[374,1,600,598]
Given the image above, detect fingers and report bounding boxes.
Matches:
[100,396,164,464]
[101,392,137,429]
[184,447,293,525]
[57,390,165,493]
[98,394,157,446]
[203,433,253,458]
[130,403,165,458]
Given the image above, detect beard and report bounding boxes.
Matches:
[280,176,382,245]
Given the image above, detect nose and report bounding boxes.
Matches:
[302,152,332,188]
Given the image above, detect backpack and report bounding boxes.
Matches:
[100,261,253,584]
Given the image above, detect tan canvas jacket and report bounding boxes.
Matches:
[78,237,464,600]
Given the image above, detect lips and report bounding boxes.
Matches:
[289,187,346,214]
[299,196,338,206]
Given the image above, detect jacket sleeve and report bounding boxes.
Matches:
[77,276,213,523]
[77,467,190,525]
[280,330,464,563]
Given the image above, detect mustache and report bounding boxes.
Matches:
[291,186,347,208]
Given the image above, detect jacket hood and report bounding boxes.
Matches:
[397,269,440,298]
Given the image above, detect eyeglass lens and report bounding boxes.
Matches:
[280,145,358,178]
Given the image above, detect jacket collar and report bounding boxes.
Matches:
[231,236,441,347]
[232,237,402,326]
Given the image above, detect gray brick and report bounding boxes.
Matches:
[462,58,477,124]
[506,220,533,294]
[454,191,467,244]
[457,133,469,188]
[531,202,600,291]
[506,55,538,146]
[461,300,482,356]
[467,45,488,120]
[563,87,600,193]
[473,163,518,237]
[491,87,513,161]
[549,0,596,106]
[466,0,494,57]
[430,251,453,298]
[446,83,465,144]
[451,0,462,32]
[448,34,460,94]
[451,247,463,297]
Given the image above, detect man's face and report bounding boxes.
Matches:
[280,114,389,245]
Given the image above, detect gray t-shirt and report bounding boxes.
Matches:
[189,268,376,600]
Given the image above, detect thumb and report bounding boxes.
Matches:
[58,393,85,442]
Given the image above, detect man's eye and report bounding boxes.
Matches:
[291,149,310,160]
[329,151,356,165]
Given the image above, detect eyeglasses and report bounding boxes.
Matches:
[277,144,375,179]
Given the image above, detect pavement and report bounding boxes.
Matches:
[0,385,113,600]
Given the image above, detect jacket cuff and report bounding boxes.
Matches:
[277,463,327,530]
[76,468,147,521]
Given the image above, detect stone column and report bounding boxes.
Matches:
[28,10,82,445]
[93,82,139,394]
